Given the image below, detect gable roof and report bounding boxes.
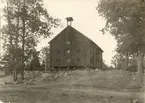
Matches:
[49,26,103,52]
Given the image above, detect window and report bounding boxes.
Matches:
[90,58,93,63]
[77,58,80,62]
[56,59,60,62]
[67,41,70,44]
[77,49,80,53]
[67,50,70,53]
[67,59,70,63]
[56,49,60,54]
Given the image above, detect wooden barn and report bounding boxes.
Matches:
[49,17,103,69]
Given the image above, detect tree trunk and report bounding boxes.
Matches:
[45,52,49,72]
[45,53,47,72]
[21,28,25,80]
[125,52,129,70]
[13,69,17,81]
[13,2,20,81]
[136,50,144,87]
[21,0,26,80]
[13,58,18,81]
[7,1,15,78]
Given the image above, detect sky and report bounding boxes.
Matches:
[0,0,117,66]
[37,0,117,65]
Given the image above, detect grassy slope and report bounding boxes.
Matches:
[0,70,144,103]
[44,70,142,90]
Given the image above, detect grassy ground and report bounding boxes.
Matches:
[0,88,132,103]
[0,70,144,103]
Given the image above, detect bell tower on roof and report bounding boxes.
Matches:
[66,17,73,26]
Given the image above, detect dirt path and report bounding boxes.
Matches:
[61,88,144,99]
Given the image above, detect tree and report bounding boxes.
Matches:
[29,49,40,70]
[97,0,145,86]
[2,0,60,81]
[40,46,50,72]
[111,52,131,70]
[111,53,123,69]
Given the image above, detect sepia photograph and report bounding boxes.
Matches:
[0,0,144,103]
